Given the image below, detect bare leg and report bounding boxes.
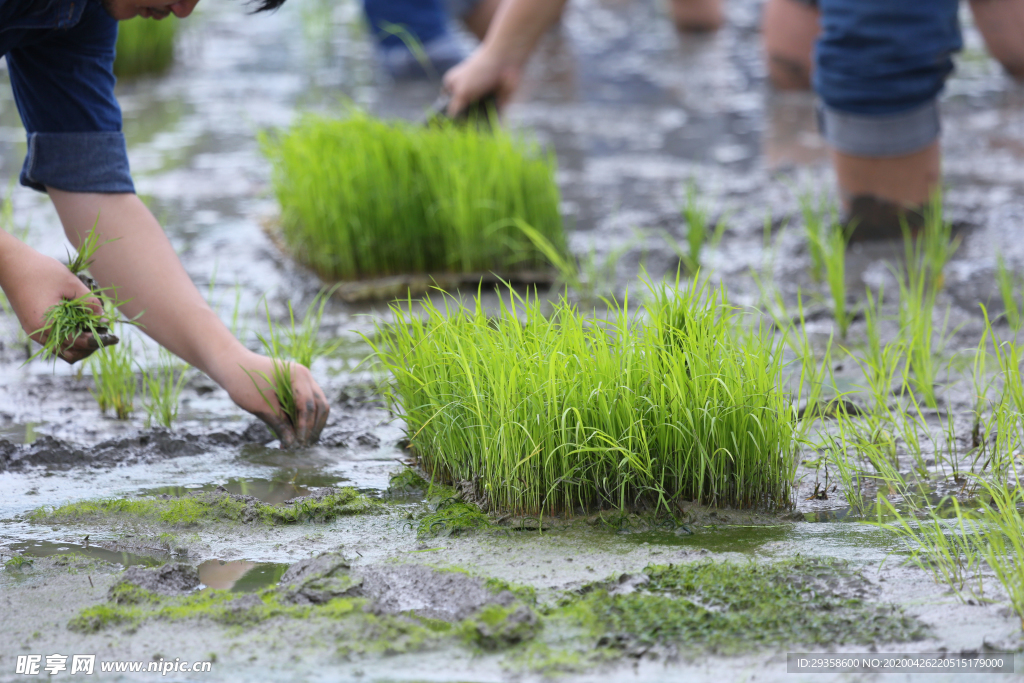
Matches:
[970,0,1024,79]
[831,141,941,238]
[669,0,724,32]
[762,0,819,90]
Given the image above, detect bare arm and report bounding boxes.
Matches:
[47,189,329,447]
[444,0,569,115]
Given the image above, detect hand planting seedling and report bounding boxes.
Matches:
[245,300,321,447]
[261,109,565,282]
[244,358,300,447]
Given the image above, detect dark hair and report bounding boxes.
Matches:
[251,0,287,11]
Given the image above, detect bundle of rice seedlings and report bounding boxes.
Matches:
[114,16,177,78]
[261,110,566,282]
[370,276,797,516]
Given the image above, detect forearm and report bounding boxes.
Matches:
[483,0,569,67]
[46,188,244,379]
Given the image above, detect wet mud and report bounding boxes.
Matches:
[2,0,1024,679]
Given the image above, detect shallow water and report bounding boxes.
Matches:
[1,0,1024,679]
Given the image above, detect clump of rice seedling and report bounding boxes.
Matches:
[822,221,851,339]
[799,190,829,283]
[30,294,116,364]
[370,274,797,516]
[114,16,177,78]
[88,334,137,419]
[667,184,726,275]
[141,348,189,428]
[261,109,565,281]
[996,255,1022,330]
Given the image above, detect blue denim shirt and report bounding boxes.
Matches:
[1,0,134,193]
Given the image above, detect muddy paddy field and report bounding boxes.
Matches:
[3,0,1024,680]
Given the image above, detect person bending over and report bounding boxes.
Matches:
[0,0,328,447]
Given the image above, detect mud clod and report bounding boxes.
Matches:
[279,552,362,605]
[0,428,268,472]
[360,565,516,622]
[112,563,199,600]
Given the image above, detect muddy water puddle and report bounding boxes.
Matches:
[140,475,346,505]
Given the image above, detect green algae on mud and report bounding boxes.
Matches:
[29,487,376,529]
[67,553,926,675]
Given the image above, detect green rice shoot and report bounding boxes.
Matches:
[88,334,136,420]
[142,349,189,429]
[996,255,1021,330]
[250,302,299,431]
[370,275,797,516]
[261,110,565,281]
[277,288,341,368]
[114,16,177,79]
[66,215,114,276]
[30,294,116,364]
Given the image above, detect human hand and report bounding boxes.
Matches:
[443,47,522,117]
[0,242,115,364]
[217,349,330,448]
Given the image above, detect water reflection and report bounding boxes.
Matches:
[198,559,288,592]
[141,474,345,505]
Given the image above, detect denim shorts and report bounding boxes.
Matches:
[2,0,134,193]
[813,0,962,157]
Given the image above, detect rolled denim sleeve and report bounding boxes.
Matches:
[6,0,134,193]
[813,0,961,157]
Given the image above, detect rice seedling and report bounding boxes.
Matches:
[852,286,906,414]
[897,229,944,409]
[141,349,189,429]
[369,274,797,516]
[515,219,634,303]
[245,359,298,434]
[970,479,1024,629]
[996,255,1022,331]
[114,16,177,79]
[799,190,829,283]
[29,293,118,364]
[918,191,960,293]
[278,288,342,368]
[821,221,851,339]
[878,496,984,599]
[669,184,726,275]
[249,303,299,433]
[88,334,136,420]
[261,110,565,282]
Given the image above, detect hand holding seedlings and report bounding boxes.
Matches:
[239,354,329,449]
[0,230,116,364]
